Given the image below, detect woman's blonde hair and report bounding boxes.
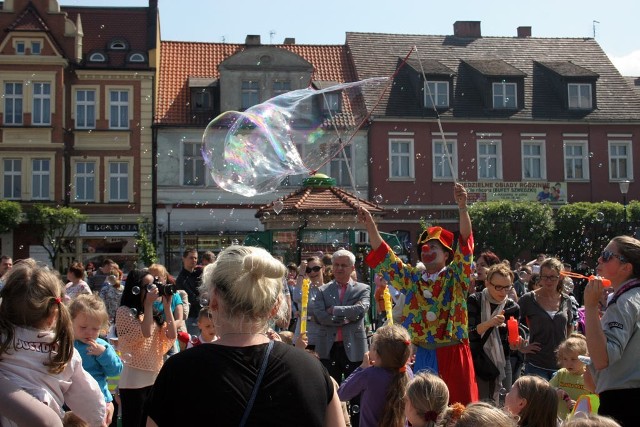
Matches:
[148,263,169,282]
[0,259,73,374]
[562,413,622,427]
[513,375,558,427]
[438,402,516,427]
[539,257,565,293]
[199,246,285,321]
[69,294,109,331]
[486,263,515,284]
[405,372,449,427]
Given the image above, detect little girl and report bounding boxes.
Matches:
[338,324,412,427]
[504,375,558,427]
[70,294,123,426]
[404,372,449,427]
[549,333,589,420]
[0,259,105,426]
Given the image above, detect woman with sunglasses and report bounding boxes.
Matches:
[468,263,520,403]
[292,257,325,349]
[584,236,640,427]
[517,257,574,380]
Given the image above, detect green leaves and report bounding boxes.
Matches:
[0,200,22,233]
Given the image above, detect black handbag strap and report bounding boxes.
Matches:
[239,340,274,427]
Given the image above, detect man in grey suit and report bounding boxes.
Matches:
[313,248,370,384]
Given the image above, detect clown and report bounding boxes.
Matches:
[359,182,478,405]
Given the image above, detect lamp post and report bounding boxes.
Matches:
[165,204,173,269]
[619,180,630,235]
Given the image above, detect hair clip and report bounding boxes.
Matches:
[398,365,407,373]
[424,410,438,422]
[450,403,465,420]
[404,339,411,346]
[54,297,62,305]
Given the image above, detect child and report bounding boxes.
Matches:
[404,372,449,427]
[0,259,105,426]
[438,402,517,427]
[186,307,217,348]
[504,375,558,427]
[69,294,123,426]
[550,333,589,420]
[338,324,412,427]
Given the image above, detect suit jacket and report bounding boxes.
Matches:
[312,279,370,362]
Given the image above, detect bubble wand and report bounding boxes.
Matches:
[299,278,310,334]
[562,271,611,287]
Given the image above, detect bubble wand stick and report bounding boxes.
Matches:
[383,286,393,325]
[299,278,310,334]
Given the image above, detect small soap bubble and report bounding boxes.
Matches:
[351,405,360,414]
[120,353,133,364]
[596,212,605,222]
[263,212,271,220]
[131,286,140,295]
[393,245,403,253]
[374,194,383,204]
[199,296,210,306]
[129,308,138,317]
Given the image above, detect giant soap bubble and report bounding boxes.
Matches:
[202,77,388,196]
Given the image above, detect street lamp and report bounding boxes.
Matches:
[165,204,173,269]
[619,180,630,234]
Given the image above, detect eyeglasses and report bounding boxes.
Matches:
[601,250,628,264]
[540,275,560,281]
[306,266,322,274]
[490,283,513,291]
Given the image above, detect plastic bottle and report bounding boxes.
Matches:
[588,275,611,287]
[507,317,519,345]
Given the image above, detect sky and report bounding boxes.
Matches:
[58,0,640,75]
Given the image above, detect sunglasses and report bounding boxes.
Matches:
[601,250,628,263]
[306,266,322,274]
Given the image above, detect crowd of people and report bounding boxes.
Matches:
[0,182,638,427]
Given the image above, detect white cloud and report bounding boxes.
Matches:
[608,50,640,76]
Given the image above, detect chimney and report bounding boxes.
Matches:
[453,21,481,38]
[245,35,261,46]
[517,26,532,38]
[283,37,295,45]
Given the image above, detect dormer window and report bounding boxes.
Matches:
[568,83,592,109]
[31,41,41,55]
[322,92,341,114]
[16,41,25,55]
[109,40,127,50]
[492,82,517,109]
[424,81,450,108]
[128,53,146,63]
[89,52,107,62]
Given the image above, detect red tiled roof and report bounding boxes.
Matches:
[156,41,357,125]
[256,186,383,218]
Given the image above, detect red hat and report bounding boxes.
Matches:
[417,226,454,252]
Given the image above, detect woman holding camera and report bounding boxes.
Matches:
[115,269,176,427]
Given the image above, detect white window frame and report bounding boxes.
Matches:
[568,83,592,109]
[73,159,99,202]
[477,138,503,180]
[75,88,97,129]
[521,139,546,180]
[106,158,133,202]
[321,92,341,114]
[32,82,51,126]
[128,53,145,62]
[31,41,41,55]
[2,158,22,199]
[15,41,25,55]
[272,80,291,97]
[389,138,415,180]
[608,140,633,181]
[432,138,458,181]
[89,52,106,62]
[241,80,260,110]
[492,82,517,109]
[563,140,589,180]
[424,81,449,108]
[328,145,354,186]
[108,88,130,129]
[109,40,127,50]
[31,158,50,200]
[4,82,23,125]
[182,140,206,186]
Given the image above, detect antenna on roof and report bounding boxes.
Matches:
[221,36,226,43]
[270,30,276,44]
[592,20,600,38]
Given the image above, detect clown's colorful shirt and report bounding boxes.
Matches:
[366,234,474,349]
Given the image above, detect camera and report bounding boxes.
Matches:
[153,277,177,296]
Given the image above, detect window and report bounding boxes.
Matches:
[609,141,633,180]
[568,83,592,109]
[241,81,260,110]
[477,139,502,179]
[16,41,25,54]
[424,81,449,108]
[321,92,341,114]
[191,88,212,112]
[32,82,51,126]
[329,145,353,186]
[109,40,127,50]
[89,52,106,62]
[389,139,414,179]
[183,141,205,186]
[76,89,96,129]
[31,41,41,55]
[492,82,517,109]
[31,159,50,200]
[522,141,546,180]
[433,140,457,180]
[108,162,128,202]
[109,90,129,129]
[273,81,291,97]
[128,53,145,62]
[4,82,23,125]
[564,141,589,180]
[75,162,96,202]
[3,159,21,199]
